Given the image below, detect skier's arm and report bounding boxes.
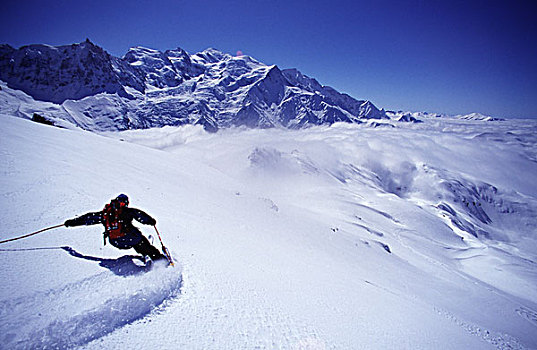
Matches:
[129,208,157,226]
[64,211,103,227]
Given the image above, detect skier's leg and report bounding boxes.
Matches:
[133,235,165,261]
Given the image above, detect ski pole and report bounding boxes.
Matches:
[0,224,64,245]
[153,225,174,266]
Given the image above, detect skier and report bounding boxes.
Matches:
[64,194,166,262]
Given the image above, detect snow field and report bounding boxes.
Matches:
[1,114,537,348]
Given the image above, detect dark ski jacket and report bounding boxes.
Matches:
[65,207,156,249]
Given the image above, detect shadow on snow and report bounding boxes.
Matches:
[61,246,151,276]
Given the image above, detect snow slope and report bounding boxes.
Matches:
[1,113,537,349]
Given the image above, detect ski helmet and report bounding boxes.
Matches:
[116,194,129,205]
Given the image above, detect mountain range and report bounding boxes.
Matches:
[0,39,392,132]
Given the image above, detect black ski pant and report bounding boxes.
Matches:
[133,235,165,261]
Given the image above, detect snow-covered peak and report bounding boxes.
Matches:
[282,68,323,92]
[457,112,503,121]
[124,46,183,88]
[164,48,205,80]
[0,40,145,103]
[192,48,232,64]
[124,46,164,65]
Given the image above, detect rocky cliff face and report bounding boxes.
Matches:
[0,40,387,131]
[0,40,145,104]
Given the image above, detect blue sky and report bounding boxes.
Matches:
[1,0,536,118]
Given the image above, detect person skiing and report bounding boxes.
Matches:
[64,194,166,262]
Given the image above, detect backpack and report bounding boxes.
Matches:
[103,199,127,243]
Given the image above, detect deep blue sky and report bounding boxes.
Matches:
[2,0,537,118]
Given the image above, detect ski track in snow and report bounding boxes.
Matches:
[0,261,182,349]
[393,227,537,350]
[434,306,529,350]
[516,306,537,327]
[81,259,339,350]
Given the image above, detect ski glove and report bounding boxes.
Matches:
[64,219,77,227]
